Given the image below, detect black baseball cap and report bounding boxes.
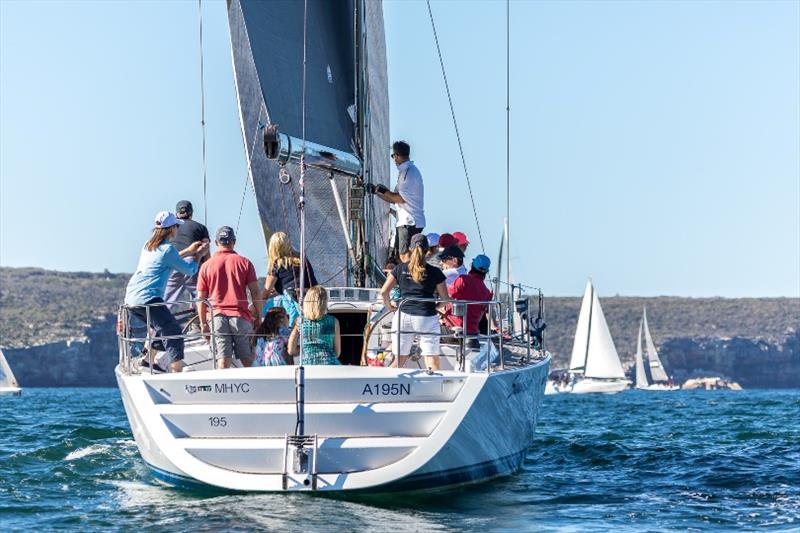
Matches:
[216,226,236,244]
[438,245,464,260]
[176,200,193,215]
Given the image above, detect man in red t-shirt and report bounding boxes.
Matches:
[197,226,263,368]
[446,254,493,344]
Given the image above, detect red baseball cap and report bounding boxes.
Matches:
[438,233,458,248]
[452,231,469,246]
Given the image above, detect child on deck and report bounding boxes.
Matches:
[253,307,290,366]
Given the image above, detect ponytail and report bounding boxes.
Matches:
[408,246,427,284]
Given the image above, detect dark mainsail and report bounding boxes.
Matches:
[227,0,390,286]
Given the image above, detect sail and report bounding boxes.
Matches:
[0,349,19,388]
[568,280,594,372]
[643,307,669,383]
[227,0,391,285]
[634,320,648,388]
[584,290,626,379]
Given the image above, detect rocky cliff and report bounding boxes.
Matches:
[658,330,800,388]
[3,317,119,387]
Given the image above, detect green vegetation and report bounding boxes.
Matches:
[0,267,128,347]
[543,296,799,366]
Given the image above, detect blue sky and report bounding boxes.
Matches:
[1,0,798,297]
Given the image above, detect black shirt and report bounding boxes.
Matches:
[170,219,209,252]
[272,259,318,295]
[391,262,446,316]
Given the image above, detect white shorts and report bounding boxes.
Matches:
[391,312,441,356]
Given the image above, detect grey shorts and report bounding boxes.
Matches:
[396,225,424,256]
[212,315,253,359]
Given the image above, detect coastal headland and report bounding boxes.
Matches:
[1,267,797,387]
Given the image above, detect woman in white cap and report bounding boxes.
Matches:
[124,211,208,372]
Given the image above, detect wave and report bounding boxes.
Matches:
[64,444,112,461]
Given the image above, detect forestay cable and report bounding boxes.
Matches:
[426,0,485,253]
[235,107,264,233]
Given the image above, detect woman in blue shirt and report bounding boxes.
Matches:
[125,211,208,372]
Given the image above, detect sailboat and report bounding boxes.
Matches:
[115,0,550,492]
[546,279,629,394]
[0,348,22,396]
[634,307,679,391]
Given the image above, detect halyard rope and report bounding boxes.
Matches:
[198,0,209,226]
[426,0,485,253]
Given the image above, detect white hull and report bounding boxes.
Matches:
[0,386,22,396]
[546,376,629,395]
[116,353,549,492]
[636,383,679,391]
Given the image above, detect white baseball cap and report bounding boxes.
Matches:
[154,211,184,228]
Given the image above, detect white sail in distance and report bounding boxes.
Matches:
[643,307,669,382]
[634,320,648,388]
[0,349,19,389]
[569,279,626,379]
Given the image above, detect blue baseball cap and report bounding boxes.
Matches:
[471,254,491,273]
[426,232,441,247]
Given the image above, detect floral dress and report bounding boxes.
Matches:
[255,335,288,366]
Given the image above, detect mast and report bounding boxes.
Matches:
[504,0,512,335]
[298,0,309,359]
[353,0,368,286]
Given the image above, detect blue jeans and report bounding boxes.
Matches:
[130,298,184,363]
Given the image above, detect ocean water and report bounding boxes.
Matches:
[1,388,798,532]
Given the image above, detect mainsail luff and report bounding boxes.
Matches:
[634,320,648,388]
[568,279,593,372]
[643,307,669,383]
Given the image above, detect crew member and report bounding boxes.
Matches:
[164,200,210,308]
[367,141,425,261]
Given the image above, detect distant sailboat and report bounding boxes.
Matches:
[546,279,629,394]
[634,307,679,391]
[0,348,22,396]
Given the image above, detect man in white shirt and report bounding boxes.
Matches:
[368,140,425,261]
